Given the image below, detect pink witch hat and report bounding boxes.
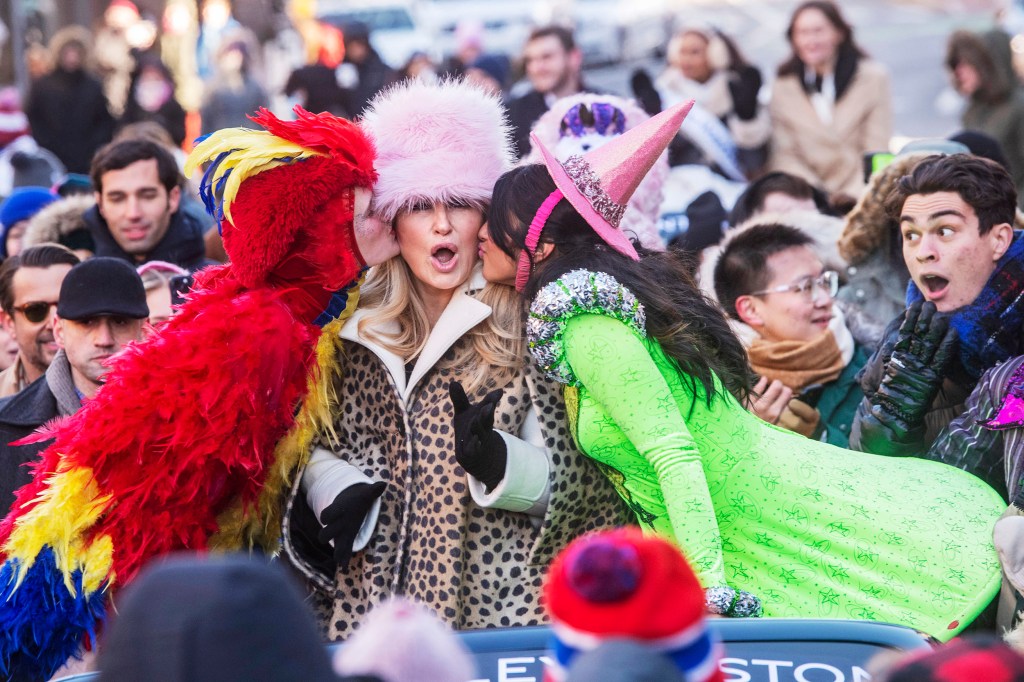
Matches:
[530,99,694,261]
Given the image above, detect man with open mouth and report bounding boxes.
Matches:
[850,153,1023,458]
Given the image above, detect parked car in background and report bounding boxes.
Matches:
[317,1,434,68]
[569,0,672,64]
[414,0,542,62]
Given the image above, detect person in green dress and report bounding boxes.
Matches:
[473,101,1004,640]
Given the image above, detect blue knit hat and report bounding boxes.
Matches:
[0,186,58,229]
[0,186,58,258]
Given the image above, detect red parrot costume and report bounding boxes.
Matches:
[0,107,376,681]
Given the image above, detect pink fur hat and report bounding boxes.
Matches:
[361,79,515,222]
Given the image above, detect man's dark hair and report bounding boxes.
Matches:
[728,171,829,226]
[885,153,1017,235]
[0,243,81,315]
[90,139,181,194]
[714,223,816,320]
[527,25,575,53]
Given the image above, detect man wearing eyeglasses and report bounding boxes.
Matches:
[0,257,147,512]
[715,223,869,447]
[0,244,80,398]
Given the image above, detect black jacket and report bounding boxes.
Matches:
[26,68,115,173]
[83,202,215,272]
[0,377,60,514]
[507,90,549,159]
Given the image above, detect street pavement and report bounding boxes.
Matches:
[584,0,1002,141]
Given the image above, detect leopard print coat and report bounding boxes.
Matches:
[283,286,629,639]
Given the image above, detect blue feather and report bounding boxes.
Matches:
[0,546,107,682]
[199,149,236,235]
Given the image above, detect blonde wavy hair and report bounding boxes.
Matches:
[357,258,525,396]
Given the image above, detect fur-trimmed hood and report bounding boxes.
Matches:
[47,25,96,74]
[360,79,515,222]
[23,194,94,248]
[838,153,928,265]
[838,153,1024,265]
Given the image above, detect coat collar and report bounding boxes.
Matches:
[0,372,58,427]
[341,268,491,403]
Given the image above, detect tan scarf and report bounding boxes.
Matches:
[748,329,845,392]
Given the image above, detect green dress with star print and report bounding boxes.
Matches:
[526,269,1003,641]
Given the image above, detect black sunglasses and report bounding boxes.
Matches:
[13,301,58,324]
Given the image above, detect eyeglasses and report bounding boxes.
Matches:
[12,301,58,324]
[749,271,839,301]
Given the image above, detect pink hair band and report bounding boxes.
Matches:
[515,189,564,292]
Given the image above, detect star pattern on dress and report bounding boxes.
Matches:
[827,563,850,580]
[881,532,905,546]
[655,395,676,412]
[784,507,808,523]
[777,567,798,584]
[819,588,840,606]
[826,521,852,537]
[947,569,967,584]
[851,504,871,520]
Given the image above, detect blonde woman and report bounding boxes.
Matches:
[282,80,626,639]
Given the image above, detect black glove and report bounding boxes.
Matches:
[449,380,507,492]
[630,68,662,117]
[862,300,957,453]
[727,65,762,121]
[317,481,387,570]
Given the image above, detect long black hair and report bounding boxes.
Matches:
[489,163,753,404]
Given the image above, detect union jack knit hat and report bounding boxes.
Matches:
[542,528,723,682]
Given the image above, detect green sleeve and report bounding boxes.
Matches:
[562,312,727,588]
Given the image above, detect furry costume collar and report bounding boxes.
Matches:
[907,231,1024,382]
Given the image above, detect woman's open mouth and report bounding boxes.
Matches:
[431,243,459,273]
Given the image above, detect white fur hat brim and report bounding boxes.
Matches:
[360,78,515,222]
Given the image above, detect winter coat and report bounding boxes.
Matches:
[817,344,870,447]
[83,203,215,271]
[23,194,95,254]
[199,77,268,135]
[26,27,115,174]
[768,58,891,197]
[508,89,550,160]
[0,351,80,513]
[956,29,1024,208]
[927,355,1024,504]
[655,66,770,176]
[283,274,628,639]
[121,94,188,148]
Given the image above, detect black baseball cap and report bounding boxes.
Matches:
[57,257,149,321]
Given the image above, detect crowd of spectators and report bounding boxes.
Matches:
[5,0,1024,679]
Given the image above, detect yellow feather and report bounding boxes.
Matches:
[4,463,113,595]
[208,279,362,552]
[184,128,323,224]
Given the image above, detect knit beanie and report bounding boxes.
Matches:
[468,55,510,88]
[0,186,58,229]
[0,186,58,257]
[333,597,475,682]
[543,527,724,682]
[0,87,29,149]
